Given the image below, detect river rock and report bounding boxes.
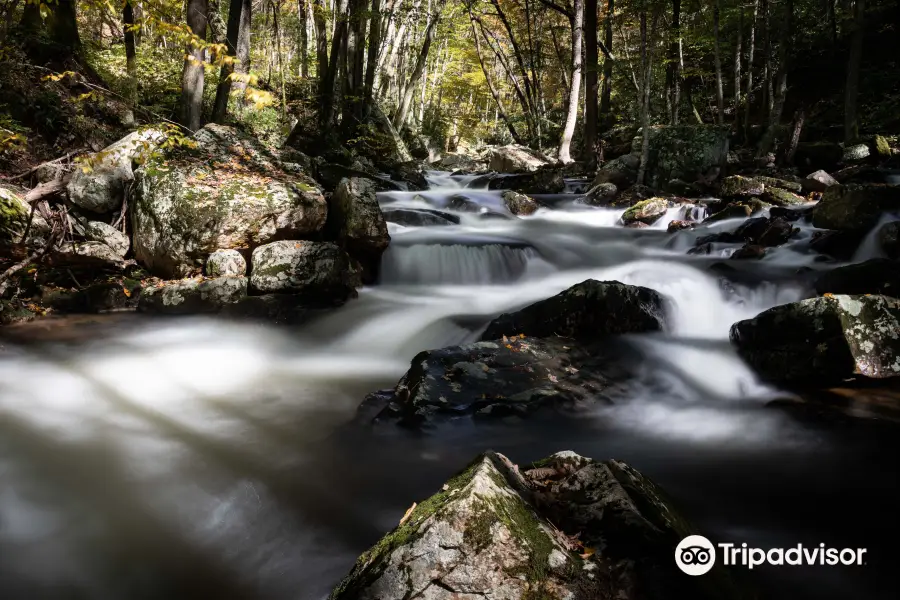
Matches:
[487,144,547,173]
[878,221,900,259]
[814,259,900,296]
[762,186,806,206]
[730,244,767,260]
[757,217,796,246]
[132,124,327,278]
[720,175,765,198]
[48,241,128,270]
[382,208,459,227]
[621,197,669,225]
[383,161,428,191]
[730,295,900,386]
[205,249,247,276]
[82,221,130,257]
[481,279,667,342]
[843,143,870,163]
[375,336,641,424]
[802,170,839,193]
[329,450,738,600]
[808,229,866,260]
[488,168,566,194]
[630,125,729,188]
[593,153,639,188]
[811,184,900,231]
[667,220,695,232]
[585,182,618,205]
[613,183,654,207]
[138,276,247,315]
[249,240,359,301]
[68,126,168,213]
[502,190,539,216]
[331,177,391,259]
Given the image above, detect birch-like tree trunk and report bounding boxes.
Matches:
[558,0,584,163]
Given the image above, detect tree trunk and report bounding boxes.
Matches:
[761,0,772,120]
[743,0,757,137]
[470,12,522,144]
[843,0,865,143]
[313,0,329,90]
[321,0,349,127]
[636,9,651,185]
[757,0,792,157]
[233,0,252,98]
[364,0,382,103]
[123,1,137,114]
[212,0,250,123]
[179,0,209,132]
[666,0,681,124]
[299,0,309,78]
[393,8,440,130]
[784,108,804,164]
[46,0,81,54]
[734,7,743,128]
[713,0,725,124]
[584,0,599,166]
[558,0,584,163]
[599,0,614,129]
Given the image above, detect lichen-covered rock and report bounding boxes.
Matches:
[1,183,49,245]
[481,280,667,343]
[843,143,870,162]
[48,241,128,270]
[502,190,539,216]
[487,144,547,173]
[82,221,130,257]
[68,127,168,213]
[621,197,669,225]
[132,123,327,278]
[249,240,360,301]
[811,184,900,231]
[667,219,695,232]
[332,177,391,258]
[205,249,247,276]
[630,125,730,189]
[138,276,247,315]
[814,259,900,296]
[802,170,839,193]
[330,450,739,600]
[382,208,459,227]
[376,336,644,424]
[762,186,806,206]
[730,295,900,385]
[593,153,639,188]
[754,175,803,194]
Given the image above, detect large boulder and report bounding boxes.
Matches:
[621,197,669,225]
[630,125,730,189]
[488,144,547,173]
[802,170,839,193]
[205,249,247,276]
[814,259,900,296]
[82,221,130,257]
[68,126,168,213]
[331,177,391,261]
[481,280,667,343]
[811,184,900,231]
[502,190,539,216]
[330,450,739,600]
[487,167,567,194]
[249,240,360,302]
[132,124,327,278]
[593,153,639,188]
[730,295,900,386]
[138,276,247,315]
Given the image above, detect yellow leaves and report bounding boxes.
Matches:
[41,70,77,82]
[824,293,834,297]
[122,287,132,298]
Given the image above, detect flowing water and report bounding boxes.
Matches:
[0,172,898,600]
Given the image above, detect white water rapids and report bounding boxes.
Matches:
[0,171,897,600]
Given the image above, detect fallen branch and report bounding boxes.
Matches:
[0,227,62,297]
[24,174,71,204]
[2,148,86,181]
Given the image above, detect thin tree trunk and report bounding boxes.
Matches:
[550,24,570,91]
[784,108,804,164]
[713,0,725,124]
[761,0,772,120]
[558,0,584,163]
[364,0,382,103]
[734,7,743,128]
[123,1,137,116]
[584,0,599,166]
[636,9,651,185]
[666,0,681,124]
[744,0,757,137]
[321,0,349,127]
[313,0,328,90]
[843,0,865,143]
[233,0,252,98]
[490,0,537,118]
[46,0,81,55]
[179,0,209,131]
[599,0,614,129]
[392,6,440,130]
[212,0,249,123]
[758,0,792,157]
[299,0,309,77]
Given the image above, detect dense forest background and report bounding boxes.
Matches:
[0,0,898,173]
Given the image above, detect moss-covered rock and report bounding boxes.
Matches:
[131,124,327,278]
[0,183,50,246]
[762,186,806,206]
[481,279,667,342]
[621,197,669,225]
[730,295,900,386]
[874,135,892,158]
[811,184,900,230]
[502,190,540,216]
[719,175,765,198]
[593,153,639,188]
[329,450,743,600]
[629,125,730,189]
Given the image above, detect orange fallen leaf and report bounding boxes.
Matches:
[122,287,132,297]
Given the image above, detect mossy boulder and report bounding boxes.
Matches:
[719,175,765,198]
[488,167,567,194]
[593,153,639,188]
[811,184,900,231]
[730,295,900,386]
[329,450,741,600]
[131,124,327,278]
[874,135,892,158]
[137,276,247,315]
[629,125,730,189]
[622,197,669,225]
[0,183,49,245]
[762,186,806,206]
[502,190,539,216]
[481,279,667,342]
[249,240,360,302]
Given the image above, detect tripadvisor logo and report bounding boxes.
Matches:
[675,535,868,575]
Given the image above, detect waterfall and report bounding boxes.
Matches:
[379,244,537,285]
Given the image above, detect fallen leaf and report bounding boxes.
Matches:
[580,547,596,559]
[122,287,132,297]
[399,502,417,526]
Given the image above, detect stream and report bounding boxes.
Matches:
[0,171,897,599]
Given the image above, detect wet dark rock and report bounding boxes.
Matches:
[878,221,900,259]
[42,280,142,313]
[687,242,714,255]
[502,190,540,216]
[667,220,695,232]
[447,194,482,212]
[814,259,900,296]
[812,183,900,231]
[731,295,900,386]
[382,208,459,227]
[762,186,806,206]
[584,182,618,205]
[802,170,839,194]
[480,279,667,342]
[621,197,669,225]
[703,198,771,224]
[730,244,767,260]
[314,162,404,192]
[732,217,771,242]
[613,183,655,207]
[808,229,867,260]
[757,218,796,247]
[383,161,429,191]
[329,450,741,600]
[374,336,638,424]
[769,206,811,222]
[330,178,391,274]
[488,168,566,194]
[593,153,639,188]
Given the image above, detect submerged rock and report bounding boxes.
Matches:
[730,295,900,386]
[138,276,247,314]
[382,208,459,227]
[481,279,667,342]
[621,197,669,225]
[808,229,867,260]
[814,259,900,296]
[811,184,900,231]
[502,190,540,216]
[329,450,739,600]
[249,240,360,301]
[205,249,247,277]
[132,124,327,278]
